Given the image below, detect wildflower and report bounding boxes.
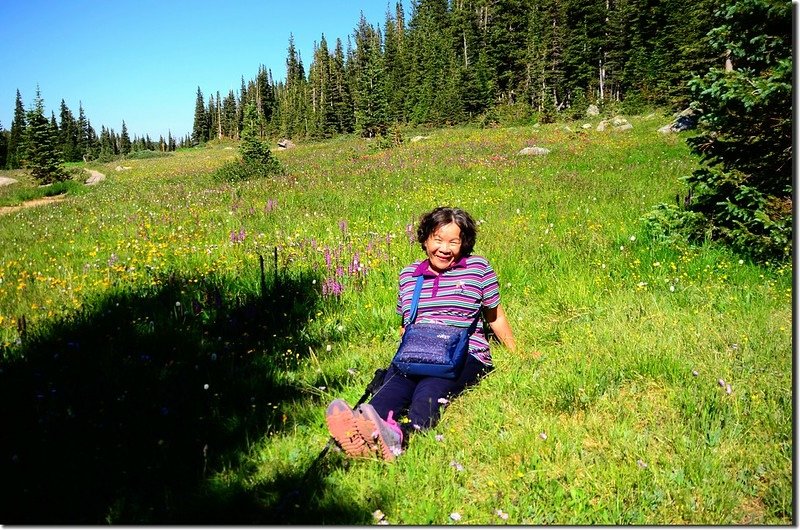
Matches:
[726,384,732,395]
[718,378,726,387]
[338,219,348,235]
[203,384,209,390]
[435,434,444,442]
[347,368,357,375]
[326,344,333,352]
[539,432,547,440]
[373,510,386,522]
[637,459,648,468]
[630,235,636,241]
[692,369,698,377]
[496,509,509,520]
[437,397,450,405]
[450,460,464,472]
[669,285,676,292]
[450,512,462,521]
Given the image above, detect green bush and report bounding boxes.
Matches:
[212,158,283,183]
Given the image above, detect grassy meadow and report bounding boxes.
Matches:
[0,113,792,524]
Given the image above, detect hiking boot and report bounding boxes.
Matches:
[355,404,404,461]
[325,399,370,458]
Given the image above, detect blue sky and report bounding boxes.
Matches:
[0,1,404,140]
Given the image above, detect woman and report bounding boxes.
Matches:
[325,206,516,460]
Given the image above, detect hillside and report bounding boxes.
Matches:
[0,115,791,524]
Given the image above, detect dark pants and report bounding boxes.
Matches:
[368,355,493,439]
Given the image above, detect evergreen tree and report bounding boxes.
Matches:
[352,14,389,137]
[7,89,26,169]
[221,90,238,139]
[308,35,333,138]
[119,121,132,155]
[483,0,529,104]
[452,0,491,117]
[25,87,66,184]
[330,38,354,133]
[383,3,408,123]
[58,99,80,162]
[85,119,100,160]
[191,87,209,145]
[279,34,309,138]
[682,0,792,261]
[76,103,90,160]
[255,65,275,135]
[0,121,8,169]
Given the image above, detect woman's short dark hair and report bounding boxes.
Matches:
[416,207,478,255]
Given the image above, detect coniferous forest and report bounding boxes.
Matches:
[189,0,720,143]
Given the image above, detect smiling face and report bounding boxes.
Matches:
[424,222,463,273]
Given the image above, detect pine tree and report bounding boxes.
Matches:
[25,87,66,184]
[7,89,26,169]
[222,90,238,138]
[352,14,389,137]
[58,99,80,162]
[119,121,132,155]
[0,120,8,169]
[191,87,208,145]
[330,38,354,133]
[309,35,333,138]
[682,0,792,261]
[383,3,408,123]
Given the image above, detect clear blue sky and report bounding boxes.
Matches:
[0,0,404,140]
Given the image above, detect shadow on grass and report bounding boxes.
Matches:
[0,268,374,524]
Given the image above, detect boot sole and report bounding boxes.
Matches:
[325,401,370,458]
[355,405,398,461]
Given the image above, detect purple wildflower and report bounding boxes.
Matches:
[406,223,415,244]
[339,219,348,236]
[322,277,343,297]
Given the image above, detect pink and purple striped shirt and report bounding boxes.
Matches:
[396,254,501,365]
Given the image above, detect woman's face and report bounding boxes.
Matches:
[424,222,462,273]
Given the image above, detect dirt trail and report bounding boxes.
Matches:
[0,195,67,216]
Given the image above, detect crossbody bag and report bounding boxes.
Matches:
[391,275,479,379]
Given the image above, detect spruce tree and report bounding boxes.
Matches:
[352,14,389,137]
[222,90,238,139]
[191,87,208,145]
[682,0,792,261]
[58,99,80,162]
[8,90,26,169]
[25,87,66,184]
[0,121,8,169]
[331,38,354,133]
[119,121,132,155]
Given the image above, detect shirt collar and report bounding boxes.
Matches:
[413,255,468,277]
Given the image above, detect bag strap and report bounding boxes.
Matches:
[408,275,425,324]
[408,275,481,335]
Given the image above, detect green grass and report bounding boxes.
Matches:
[0,114,791,524]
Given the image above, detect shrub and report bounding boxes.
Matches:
[212,159,283,183]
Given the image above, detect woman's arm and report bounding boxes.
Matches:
[482,304,517,353]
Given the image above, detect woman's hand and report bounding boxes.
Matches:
[482,304,517,353]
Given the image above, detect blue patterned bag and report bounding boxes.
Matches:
[392,276,479,379]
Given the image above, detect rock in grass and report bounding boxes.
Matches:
[518,146,550,156]
[0,176,18,187]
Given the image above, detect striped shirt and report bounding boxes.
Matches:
[396,254,501,365]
